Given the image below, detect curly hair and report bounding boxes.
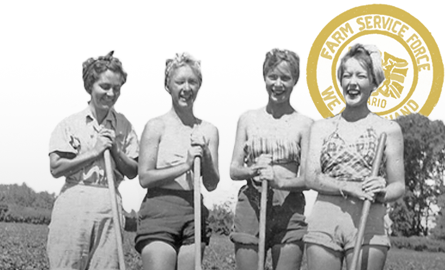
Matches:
[263,49,300,85]
[82,51,127,94]
[337,44,385,88]
[164,52,202,91]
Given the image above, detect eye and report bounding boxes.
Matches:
[188,79,197,85]
[268,74,278,80]
[342,73,351,79]
[99,83,112,90]
[281,76,291,82]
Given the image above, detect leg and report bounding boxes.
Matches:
[306,243,343,270]
[141,241,177,270]
[177,243,206,270]
[345,245,388,270]
[234,243,260,270]
[271,241,304,270]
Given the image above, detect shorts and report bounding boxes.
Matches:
[47,184,123,270]
[230,183,307,250]
[303,194,390,252]
[135,188,211,253]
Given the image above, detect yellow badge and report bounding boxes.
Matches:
[307,4,443,119]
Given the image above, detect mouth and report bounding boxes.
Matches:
[346,89,361,99]
[271,88,286,96]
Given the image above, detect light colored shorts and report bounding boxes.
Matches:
[47,184,123,270]
[303,194,390,252]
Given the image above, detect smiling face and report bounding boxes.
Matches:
[341,57,376,108]
[90,69,123,113]
[265,61,296,104]
[167,65,200,109]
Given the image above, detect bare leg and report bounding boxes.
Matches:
[234,243,259,270]
[306,243,343,270]
[141,241,177,270]
[345,245,388,270]
[177,243,206,270]
[271,242,304,270]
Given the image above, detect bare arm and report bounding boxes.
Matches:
[363,122,405,203]
[138,119,194,189]
[110,135,138,179]
[49,130,112,178]
[199,125,220,191]
[230,113,259,181]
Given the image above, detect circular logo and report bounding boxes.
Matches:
[307,4,443,119]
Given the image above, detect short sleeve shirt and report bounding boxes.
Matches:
[49,106,139,189]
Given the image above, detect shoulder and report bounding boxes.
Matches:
[198,120,219,139]
[309,116,337,139]
[371,114,402,138]
[292,112,314,129]
[143,114,168,135]
[53,108,88,130]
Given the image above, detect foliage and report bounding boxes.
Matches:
[208,202,234,236]
[3,222,445,270]
[0,183,56,225]
[393,114,445,236]
[390,236,445,252]
[431,192,445,240]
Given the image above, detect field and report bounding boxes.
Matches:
[1,222,444,270]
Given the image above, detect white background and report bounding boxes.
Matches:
[1,0,444,215]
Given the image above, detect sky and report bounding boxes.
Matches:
[1,0,444,214]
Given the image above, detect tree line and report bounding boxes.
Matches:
[1,114,444,240]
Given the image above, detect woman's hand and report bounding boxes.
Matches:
[93,127,115,156]
[362,176,387,202]
[344,181,375,201]
[251,154,272,184]
[185,146,203,169]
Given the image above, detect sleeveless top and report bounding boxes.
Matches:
[243,109,304,206]
[320,114,385,182]
[156,119,209,190]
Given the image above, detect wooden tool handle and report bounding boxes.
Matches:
[104,150,126,270]
[349,133,387,270]
[194,156,202,270]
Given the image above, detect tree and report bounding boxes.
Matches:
[431,191,445,240]
[392,113,445,236]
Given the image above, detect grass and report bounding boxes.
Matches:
[1,222,444,270]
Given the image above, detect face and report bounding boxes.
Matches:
[265,61,296,104]
[167,65,200,108]
[90,70,123,112]
[341,58,376,107]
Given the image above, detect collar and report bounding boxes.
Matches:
[83,105,117,130]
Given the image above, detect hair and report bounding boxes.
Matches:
[263,49,300,85]
[82,51,127,94]
[164,52,202,91]
[337,43,385,88]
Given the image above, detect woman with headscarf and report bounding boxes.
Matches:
[47,51,139,270]
[135,52,220,270]
[229,49,313,270]
[303,43,405,270]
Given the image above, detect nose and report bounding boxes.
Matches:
[183,82,191,92]
[274,77,282,86]
[106,89,115,97]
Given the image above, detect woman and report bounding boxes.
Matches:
[304,44,405,270]
[136,52,220,270]
[47,51,139,269]
[230,49,313,270]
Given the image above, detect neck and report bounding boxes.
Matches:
[89,102,110,124]
[266,100,294,119]
[171,106,196,127]
[341,106,371,122]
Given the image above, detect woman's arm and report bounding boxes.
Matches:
[363,121,405,203]
[230,113,260,181]
[49,130,113,178]
[305,120,374,201]
[199,125,220,192]
[138,119,195,189]
[110,134,138,179]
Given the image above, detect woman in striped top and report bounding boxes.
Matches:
[229,49,313,270]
